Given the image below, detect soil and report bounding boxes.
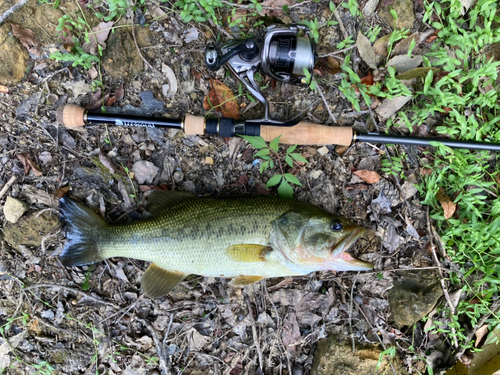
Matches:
[0,0,454,374]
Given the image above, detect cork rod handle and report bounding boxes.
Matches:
[261,121,353,146]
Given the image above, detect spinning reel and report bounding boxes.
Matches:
[205,24,317,124]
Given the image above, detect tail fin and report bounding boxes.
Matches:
[59,197,107,267]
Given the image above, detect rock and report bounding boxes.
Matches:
[387,271,443,328]
[377,0,415,30]
[182,180,196,192]
[317,146,329,156]
[3,196,28,223]
[102,29,143,80]
[311,335,408,375]
[3,210,59,248]
[34,5,63,36]
[132,161,159,184]
[0,24,29,85]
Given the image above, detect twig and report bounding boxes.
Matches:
[0,175,17,200]
[22,284,119,309]
[426,206,459,349]
[220,0,312,10]
[349,273,359,352]
[245,293,263,370]
[0,0,29,26]
[334,9,349,40]
[130,15,164,79]
[319,45,357,57]
[137,318,171,375]
[312,78,336,124]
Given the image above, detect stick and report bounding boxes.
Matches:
[0,175,17,200]
[0,0,28,26]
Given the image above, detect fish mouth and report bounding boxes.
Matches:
[330,226,373,271]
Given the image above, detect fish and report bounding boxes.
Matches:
[59,191,372,298]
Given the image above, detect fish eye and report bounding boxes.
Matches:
[331,220,343,232]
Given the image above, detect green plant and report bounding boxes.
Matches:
[121,163,137,200]
[376,346,396,373]
[171,0,224,24]
[240,135,307,198]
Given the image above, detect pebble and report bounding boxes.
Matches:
[173,170,184,182]
[3,196,28,223]
[317,146,329,156]
[132,161,159,184]
[183,180,196,192]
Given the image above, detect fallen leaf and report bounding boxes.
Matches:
[360,72,374,86]
[203,78,240,119]
[161,63,178,96]
[114,83,124,100]
[396,67,437,80]
[239,175,248,185]
[105,96,117,106]
[317,56,341,75]
[260,0,296,16]
[353,170,381,184]
[282,313,301,353]
[475,324,489,347]
[82,21,114,55]
[88,66,98,80]
[11,24,42,57]
[375,95,413,119]
[256,184,271,195]
[436,187,456,220]
[392,33,420,56]
[0,85,8,93]
[54,186,70,198]
[373,34,392,57]
[459,0,474,15]
[99,151,115,174]
[362,0,379,17]
[357,31,378,69]
[191,69,202,81]
[387,55,423,73]
[17,153,42,176]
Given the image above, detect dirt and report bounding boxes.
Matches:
[0,0,455,374]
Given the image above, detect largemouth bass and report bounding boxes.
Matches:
[59,192,372,298]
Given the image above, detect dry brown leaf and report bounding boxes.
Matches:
[105,96,117,106]
[375,96,413,119]
[317,56,341,75]
[357,31,378,69]
[115,83,124,100]
[82,21,114,55]
[191,69,202,81]
[387,55,423,73]
[475,324,489,347]
[11,24,41,57]
[436,187,456,220]
[99,151,115,174]
[353,170,381,184]
[0,85,8,93]
[260,0,296,16]
[17,153,42,176]
[88,66,98,80]
[203,78,240,119]
[373,34,392,57]
[54,186,70,198]
[392,33,420,56]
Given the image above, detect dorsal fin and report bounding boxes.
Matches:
[141,263,187,298]
[226,244,272,262]
[146,190,196,215]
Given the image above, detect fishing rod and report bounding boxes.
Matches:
[57,104,500,152]
[56,23,500,152]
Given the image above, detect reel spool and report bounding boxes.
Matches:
[205,24,317,123]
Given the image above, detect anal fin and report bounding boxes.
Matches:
[141,263,187,298]
[229,275,265,287]
[226,244,272,262]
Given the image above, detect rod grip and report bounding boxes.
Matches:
[261,122,353,146]
[184,115,206,135]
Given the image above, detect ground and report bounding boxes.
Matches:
[0,0,484,374]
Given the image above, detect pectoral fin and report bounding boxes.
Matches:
[141,263,187,298]
[229,275,265,287]
[226,244,272,262]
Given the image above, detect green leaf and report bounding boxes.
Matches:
[278,179,294,198]
[284,173,302,186]
[239,135,268,149]
[329,1,335,12]
[285,155,294,167]
[255,148,270,157]
[269,135,281,152]
[266,174,282,188]
[259,161,269,173]
[286,144,298,154]
[290,153,308,163]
